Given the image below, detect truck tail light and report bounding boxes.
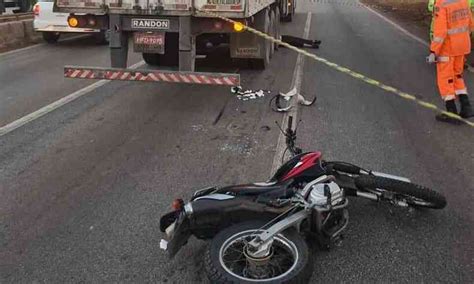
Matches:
[33,4,40,16]
[87,17,97,27]
[68,16,79,28]
[214,21,223,30]
[233,21,245,32]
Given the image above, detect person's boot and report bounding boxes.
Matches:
[435,99,463,125]
[458,94,474,118]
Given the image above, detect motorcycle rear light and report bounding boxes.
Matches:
[33,4,40,16]
[172,199,184,210]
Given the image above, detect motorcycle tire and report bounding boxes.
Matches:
[355,175,447,209]
[205,221,313,284]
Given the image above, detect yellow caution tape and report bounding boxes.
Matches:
[200,10,474,128]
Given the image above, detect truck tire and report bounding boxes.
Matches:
[142,53,160,65]
[250,9,271,70]
[42,32,60,44]
[275,6,281,51]
[270,9,276,57]
[283,1,295,22]
[142,33,179,67]
[93,31,109,45]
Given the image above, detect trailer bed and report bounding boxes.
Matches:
[55,0,276,18]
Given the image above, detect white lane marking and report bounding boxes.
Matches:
[0,61,145,137]
[270,12,312,175]
[360,1,429,47]
[0,34,89,58]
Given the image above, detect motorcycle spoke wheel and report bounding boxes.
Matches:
[205,221,313,283]
[355,175,447,209]
[220,230,298,281]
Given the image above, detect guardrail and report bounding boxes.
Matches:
[0,12,33,23]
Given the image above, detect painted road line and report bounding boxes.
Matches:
[0,60,145,137]
[360,1,429,48]
[0,34,89,58]
[270,12,312,175]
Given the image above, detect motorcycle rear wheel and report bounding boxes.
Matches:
[355,175,447,209]
[205,221,313,283]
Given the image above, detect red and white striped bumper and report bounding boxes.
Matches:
[64,66,240,86]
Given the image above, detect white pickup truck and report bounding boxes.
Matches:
[33,0,107,43]
[55,0,296,86]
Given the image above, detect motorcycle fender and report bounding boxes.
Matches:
[164,213,191,258]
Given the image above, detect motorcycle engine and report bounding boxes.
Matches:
[308,181,344,207]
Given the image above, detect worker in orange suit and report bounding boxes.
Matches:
[427,0,474,123]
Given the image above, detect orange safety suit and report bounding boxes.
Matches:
[431,0,472,101]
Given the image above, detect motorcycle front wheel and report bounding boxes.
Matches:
[205,221,313,284]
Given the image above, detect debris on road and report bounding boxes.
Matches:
[231,86,270,101]
[281,35,321,49]
[270,87,317,112]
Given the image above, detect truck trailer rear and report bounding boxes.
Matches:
[55,0,296,84]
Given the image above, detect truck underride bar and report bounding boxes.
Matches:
[64,66,240,86]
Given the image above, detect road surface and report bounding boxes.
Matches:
[1,0,473,283]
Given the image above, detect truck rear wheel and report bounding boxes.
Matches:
[42,32,60,44]
[283,1,295,22]
[270,9,276,57]
[250,9,271,70]
[93,31,108,45]
[142,33,179,67]
[275,6,281,51]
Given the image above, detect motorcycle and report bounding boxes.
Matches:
[159,116,446,283]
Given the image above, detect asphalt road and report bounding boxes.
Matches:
[1,0,473,283]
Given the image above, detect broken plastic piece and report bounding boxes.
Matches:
[271,87,317,112]
[232,86,270,101]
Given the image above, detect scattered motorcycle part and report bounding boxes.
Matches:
[231,86,270,101]
[271,87,317,112]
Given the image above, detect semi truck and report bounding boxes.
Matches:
[55,0,296,86]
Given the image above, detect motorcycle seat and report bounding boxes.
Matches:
[218,180,293,196]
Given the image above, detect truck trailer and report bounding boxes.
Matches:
[55,0,296,85]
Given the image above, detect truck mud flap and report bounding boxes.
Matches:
[64,65,240,86]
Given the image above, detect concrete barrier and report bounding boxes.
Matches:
[22,19,39,41]
[0,18,40,50]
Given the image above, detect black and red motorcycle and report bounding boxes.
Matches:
[160,116,446,283]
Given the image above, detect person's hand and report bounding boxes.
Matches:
[426,52,437,64]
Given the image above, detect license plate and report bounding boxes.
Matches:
[133,32,165,54]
